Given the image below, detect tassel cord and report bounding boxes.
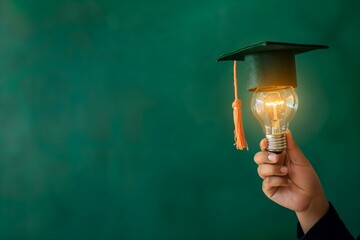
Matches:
[232,61,248,150]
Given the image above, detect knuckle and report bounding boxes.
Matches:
[257,165,262,177]
[253,152,262,164]
[253,153,259,163]
[254,152,267,164]
[262,178,270,190]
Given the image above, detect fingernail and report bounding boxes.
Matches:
[268,154,277,162]
[280,166,288,174]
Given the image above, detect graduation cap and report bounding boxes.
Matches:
[217,41,329,150]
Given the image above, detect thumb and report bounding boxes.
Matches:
[285,129,298,151]
[285,130,309,166]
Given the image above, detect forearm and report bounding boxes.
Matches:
[296,194,329,233]
[296,202,355,240]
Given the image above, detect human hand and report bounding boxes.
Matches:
[253,130,329,233]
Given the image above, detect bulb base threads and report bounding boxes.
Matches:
[266,133,286,153]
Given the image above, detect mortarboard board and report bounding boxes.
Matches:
[217,41,329,91]
[217,41,329,151]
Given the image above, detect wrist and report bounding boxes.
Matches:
[295,193,329,233]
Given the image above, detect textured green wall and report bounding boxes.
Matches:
[0,0,359,239]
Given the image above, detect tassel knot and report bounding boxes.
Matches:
[232,98,241,109]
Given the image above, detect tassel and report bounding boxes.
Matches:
[232,61,248,150]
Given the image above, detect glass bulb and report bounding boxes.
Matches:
[251,87,298,153]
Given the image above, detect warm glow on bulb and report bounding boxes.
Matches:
[265,100,285,106]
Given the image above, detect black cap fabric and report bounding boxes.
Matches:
[217,41,329,91]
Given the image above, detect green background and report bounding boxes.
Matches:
[0,0,359,239]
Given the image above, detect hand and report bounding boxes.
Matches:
[253,130,329,233]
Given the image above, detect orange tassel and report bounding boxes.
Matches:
[232,61,248,150]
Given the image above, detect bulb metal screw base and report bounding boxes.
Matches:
[266,133,286,153]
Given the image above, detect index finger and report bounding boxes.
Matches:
[254,151,278,165]
[254,151,286,165]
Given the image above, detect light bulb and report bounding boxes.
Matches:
[251,87,298,153]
